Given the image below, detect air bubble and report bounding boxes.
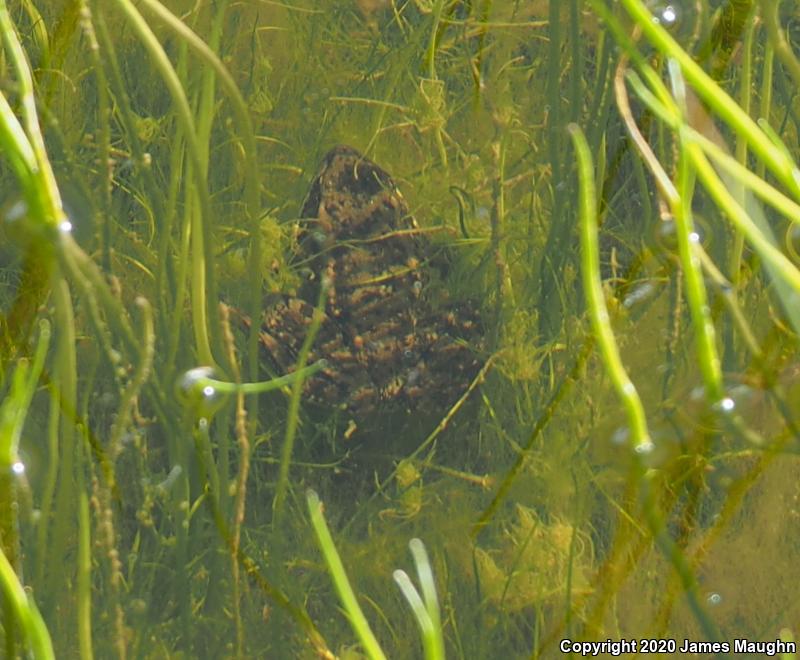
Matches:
[4,200,27,223]
[623,282,657,309]
[176,367,225,418]
[654,217,678,253]
[660,5,678,27]
[648,2,681,30]
[611,427,629,446]
[717,397,735,412]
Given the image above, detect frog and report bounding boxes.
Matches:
[256,145,483,440]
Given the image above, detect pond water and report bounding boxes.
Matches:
[1,0,799,658]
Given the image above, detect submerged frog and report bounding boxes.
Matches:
[257,145,483,438]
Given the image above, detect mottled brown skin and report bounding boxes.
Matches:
[258,145,482,436]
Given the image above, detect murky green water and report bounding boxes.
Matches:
[1,0,800,658]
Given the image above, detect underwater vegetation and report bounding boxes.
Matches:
[2,0,800,657]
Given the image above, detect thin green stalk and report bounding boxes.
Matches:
[112,0,217,366]
[623,49,800,339]
[399,538,445,660]
[538,0,568,340]
[394,571,439,659]
[569,124,651,450]
[624,65,800,231]
[77,491,93,660]
[79,0,113,271]
[179,361,326,399]
[570,122,724,644]
[166,133,190,368]
[760,0,800,89]
[628,58,800,334]
[619,0,800,199]
[670,65,723,401]
[0,319,49,582]
[0,546,54,660]
[190,2,227,367]
[0,319,49,466]
[0,91,36,183]
[687,128,800,222]
[50,278,79,631]
[92,1,171,331]
[307,490,387,660]
[422,0,447,166]
[729,10,757,290]
[135,0,263,387]
[758,36,775,174]
[273,278,329,523]
[0,0,64,228]
[688,138,800,315]
[35,377,60,591]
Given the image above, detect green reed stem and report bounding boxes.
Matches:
[393,570,441,660]
[274,278,329,523]
[166,133,189,368]
[760,0,800,89]
[669,65,724,401]
[79,0,113,271]
[0,0,64,228]
[113,0,217,366]
[623,63,800,228]
[393,539,444,660]
[569,124,651,449]
[0,319,49,470]
[0,90,36,184]
[758,33,774,178]
[186,361,327,397]
[92,0,170,325]
[36,375,60,591]
[0,319,49,588]
[570,122,724,643]
[538,0,568,340]
[77,491,93,660]
[50,277,79,628]
[674,151,724,400]
[0,546,54,660]
[135,0,263,386]
[686,128,800,223]
[728,11,757,296]
[627,58,800,334]
[307,490,387,660]
[689,141,800,293]
[619,0,800,199]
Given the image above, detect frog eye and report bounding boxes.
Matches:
[402,349,416,364]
